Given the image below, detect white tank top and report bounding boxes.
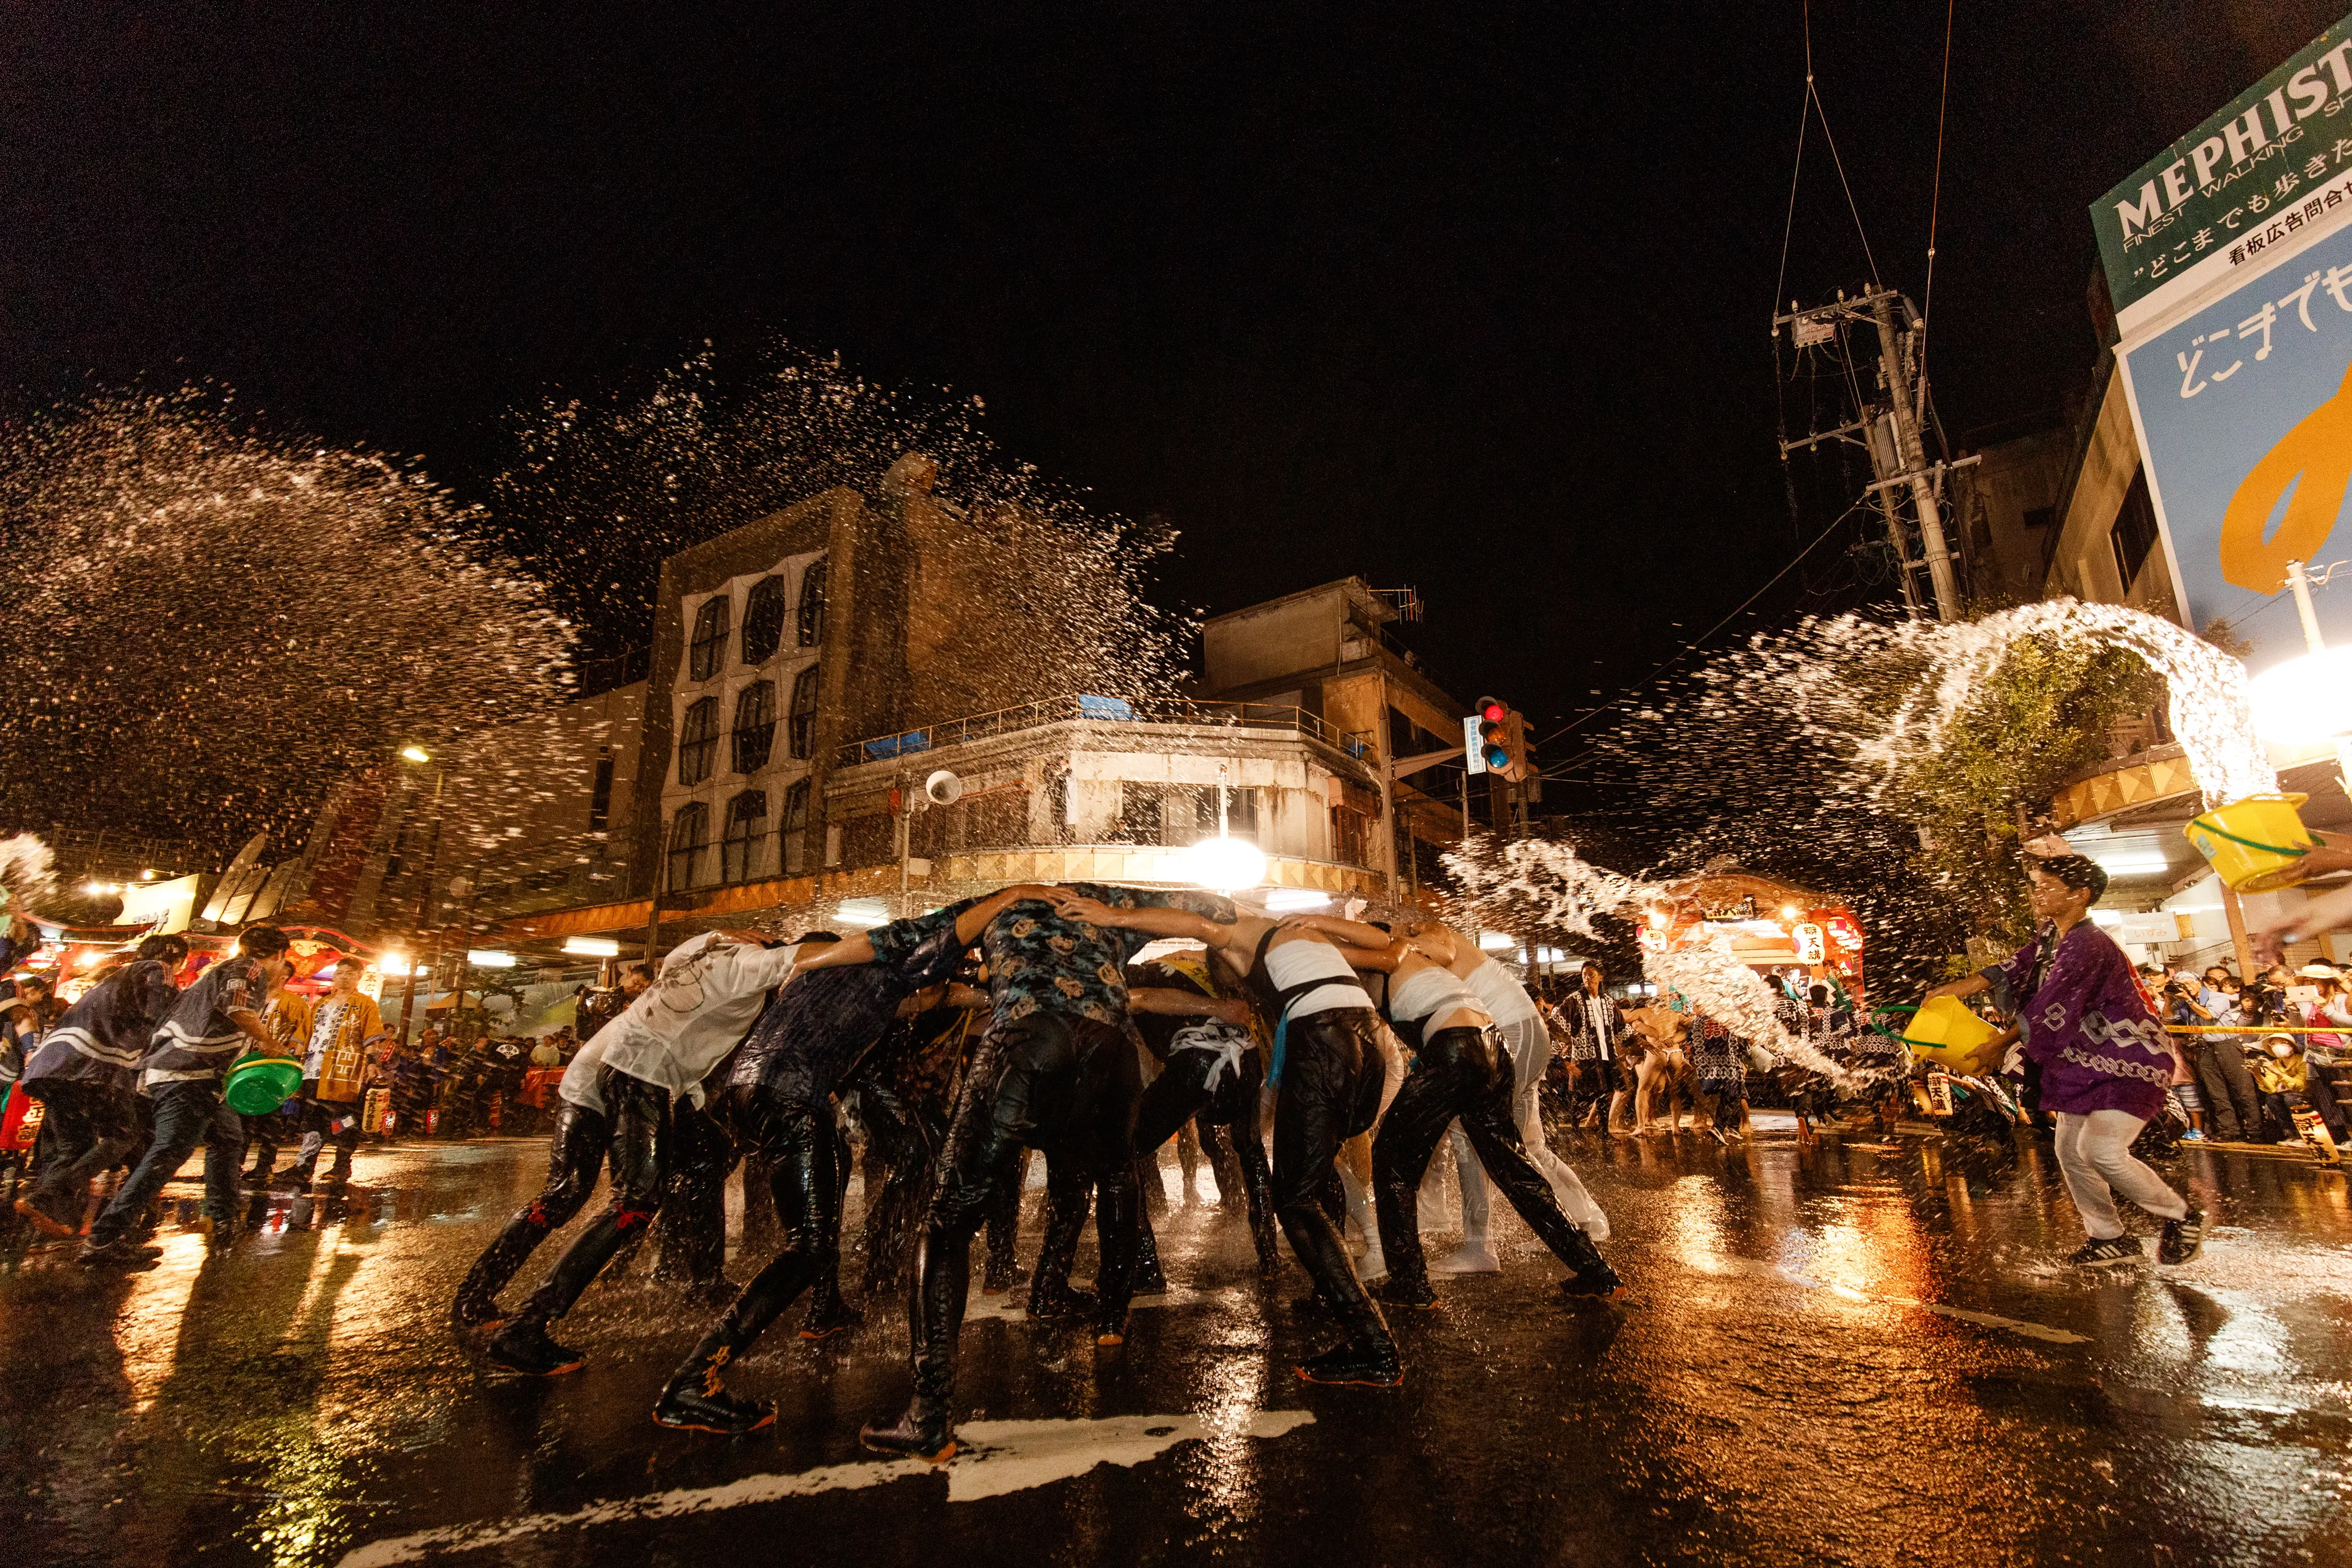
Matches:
[1391,964,1486,1027]
[1465,957,1540,1027]
[1263,938,1375,1019]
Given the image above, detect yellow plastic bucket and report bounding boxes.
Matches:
[2184,792,2320,892]
[1869,995,2004,1074]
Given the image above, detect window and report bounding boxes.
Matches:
[733,680,777,773]
[788,665,820,758]
[2110,469,2160,591]
[1194,784,1260,840]
[721,790,768,882]
[689,595,730,681]
[741,576,787,665]
[667,802,710,890]
[783,780,811,874]
[678,696,719,785]
[587,750,615,831]
[1114,783,1171,845]
[797,557,828,647]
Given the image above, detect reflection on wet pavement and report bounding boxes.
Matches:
[1,1124,2346,1567]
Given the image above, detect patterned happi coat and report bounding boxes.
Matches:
[1989,921,2171,1119]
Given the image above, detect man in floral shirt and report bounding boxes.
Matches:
[862,882,1234,1462]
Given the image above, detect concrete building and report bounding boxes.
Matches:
[467,466,1411,961]
[1195,578,1478,898]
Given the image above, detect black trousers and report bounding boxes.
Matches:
[515,1074,669,1325]
[25,1079,137,1218]
[849,1076,942,1298]
[656,1098,738,1285]
[1373,1025,1603,1294]
[671,1095,843,1380]
[908,1012,1141,1402]
[457,1098,613,1308]
[289,1088,366,1181]
[1115,1046,1278,1281]
[1271,1010,1389,1345]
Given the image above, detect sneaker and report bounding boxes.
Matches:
[2179,1129,2205,1142]
[653,1382,776,1435]
[485,1319,586,1377]
[2067,1236,2144,1269]
[859,1399,958,1462]
[1296,1340,1404,1388]
[15,1192,81,1239]
[78,1238,162,1269]
[2158,1206,2207,1266]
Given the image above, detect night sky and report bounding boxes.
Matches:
[6,2,2343,761]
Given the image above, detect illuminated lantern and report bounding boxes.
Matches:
[1792,922,1826,963]
[1823,912,1863,952]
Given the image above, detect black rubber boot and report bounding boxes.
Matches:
[1297,1339,1405,1387]
[859,1394,957,1462]
[451,1291,506,1329]
[800,1295,865,1340]
[653,1338,775,1435]
[1131,1205,1170,1296]
[1375,1274,1439,1310]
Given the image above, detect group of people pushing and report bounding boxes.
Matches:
[452,881,1620,1458]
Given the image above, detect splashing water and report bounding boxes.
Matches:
[0,388,576,854]
[1738,600,2273,808]
[1445,837,1890,1084]
[0,835,56,907]
[488,342,1187,718]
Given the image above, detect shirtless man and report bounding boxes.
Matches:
[1044,892,1401,1388]
[1406,921,1611,1268]
[1287,914,1621,1311]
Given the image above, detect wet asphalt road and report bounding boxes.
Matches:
[2,1117,2347,1568]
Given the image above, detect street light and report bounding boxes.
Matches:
[2247,559,2352,798]
[399,745,432,763]
[1184,835,1267,892]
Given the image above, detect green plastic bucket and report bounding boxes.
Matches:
[223,1055,303,1116]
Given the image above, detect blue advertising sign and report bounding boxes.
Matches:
[2119,218,2352,668]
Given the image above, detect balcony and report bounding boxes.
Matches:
[836,693,1354,767]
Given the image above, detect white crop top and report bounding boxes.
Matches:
[1390,964,1488,1027]
[1465,957,1541,1027]
[1262,937,1376,1019]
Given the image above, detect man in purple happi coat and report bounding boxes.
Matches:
[1931,845,2203,1270]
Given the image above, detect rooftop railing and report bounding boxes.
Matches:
[836,693,1365,768]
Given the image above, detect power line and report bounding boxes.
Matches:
[1801,0,1881,289]
[1918,0,1957,390]
[1531,503,1867,755]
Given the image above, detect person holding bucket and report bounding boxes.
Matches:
[80,925,293,1267]
[1926,850,2203,1271]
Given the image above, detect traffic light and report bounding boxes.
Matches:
[1470,696,1511,774]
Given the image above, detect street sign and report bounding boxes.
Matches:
[1462,714,1488,776]
[2117,214,2352,667]
[2093,13,2352,338]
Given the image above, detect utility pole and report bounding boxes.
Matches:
[1776,292,1976,623]
[1868,293,1960,620]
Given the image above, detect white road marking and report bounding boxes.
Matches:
[1661,1247,2090,1344]
[335,1408,1314,1567]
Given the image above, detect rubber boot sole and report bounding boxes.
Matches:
[858,1433,959,1463]
[14,1197,78,1239]
[654,1407,777,1435]
[799,1322,857,1341]
[1295,1363,1404,1388]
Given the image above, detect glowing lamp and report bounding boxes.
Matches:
[563,936,622,957]
[1477,931,1515,951]
[2247,647,2352,745]
[466,949,517,968]
[1185,835,1268,892]
[1262,888,1331,912]
[400,745,433,763]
